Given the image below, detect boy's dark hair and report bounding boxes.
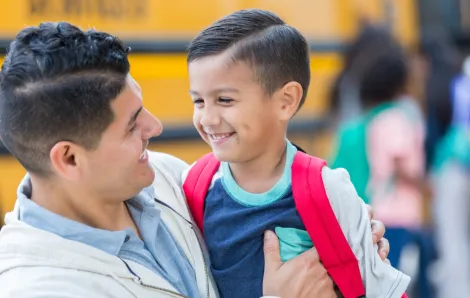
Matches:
[0,22,130,176]
[187,9,310,109]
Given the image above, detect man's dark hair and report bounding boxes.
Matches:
[187,9,310,109]
[0,22,130,176]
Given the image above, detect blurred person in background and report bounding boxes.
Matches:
[450,55,470,130]
[329,21,392,128]
[330,26,427,273]
[328,23,414,205]
[418,34,461,172]
[427,40,470,298]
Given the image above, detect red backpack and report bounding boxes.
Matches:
[183,151,407,298]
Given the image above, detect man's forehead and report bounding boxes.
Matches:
[127,74,141,90]
[110,76,142,117]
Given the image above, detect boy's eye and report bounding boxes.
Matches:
[218,97,233,103]
[129,124,137,132]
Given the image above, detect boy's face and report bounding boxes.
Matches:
[188,51,287,163]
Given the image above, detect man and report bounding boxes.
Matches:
[0,22,389,298]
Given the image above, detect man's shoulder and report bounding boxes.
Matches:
[148,151,189,171]
[147,151,189,186]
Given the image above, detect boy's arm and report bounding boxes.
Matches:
[322,166,410,298]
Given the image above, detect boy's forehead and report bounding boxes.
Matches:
[188,52,256,86]
[189,51,234,72]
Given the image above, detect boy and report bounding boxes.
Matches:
[185,9,410,298]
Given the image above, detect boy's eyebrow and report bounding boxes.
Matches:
[189,88,240,96]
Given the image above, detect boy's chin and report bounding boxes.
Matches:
[212,149,240,163]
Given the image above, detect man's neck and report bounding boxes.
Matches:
[29,175,135,232]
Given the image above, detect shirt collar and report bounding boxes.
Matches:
[16,175,160,256]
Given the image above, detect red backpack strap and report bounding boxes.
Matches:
[182,153,220,235]
[292,151,365,298]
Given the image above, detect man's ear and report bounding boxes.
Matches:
[49,141,84,180]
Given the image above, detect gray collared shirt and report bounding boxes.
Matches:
[17,176,199,298]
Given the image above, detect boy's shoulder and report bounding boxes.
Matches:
[320,165,363,207]
[293,150,361,206]
[181,154,223,189]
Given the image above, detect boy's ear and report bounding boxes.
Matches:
[277,81,303,120]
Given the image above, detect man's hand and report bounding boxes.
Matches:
[262,231,336,298]
[366,204,390,264]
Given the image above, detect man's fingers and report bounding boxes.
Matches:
[293,246,321,268]
[378,238,390,260]
[366,204,374,221]
[263,230,283,274]
[371,219,385,245]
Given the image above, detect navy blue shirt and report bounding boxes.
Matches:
[203,142,305,298]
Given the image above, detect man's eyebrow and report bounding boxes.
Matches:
[128,106,143,126]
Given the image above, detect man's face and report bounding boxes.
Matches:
[188,51,285,163]
[80,75,162,200]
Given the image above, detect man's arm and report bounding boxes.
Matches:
[260,171,393,298]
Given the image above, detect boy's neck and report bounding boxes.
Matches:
[228,139,287,193]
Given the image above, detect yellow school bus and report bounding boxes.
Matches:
[0,0,419,220]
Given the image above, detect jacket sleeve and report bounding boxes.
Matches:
[322,166,411,298]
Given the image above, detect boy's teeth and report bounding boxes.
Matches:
[211,133,232,140]
[140,151,145,159]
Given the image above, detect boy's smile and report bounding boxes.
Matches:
[207,132,236,145]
